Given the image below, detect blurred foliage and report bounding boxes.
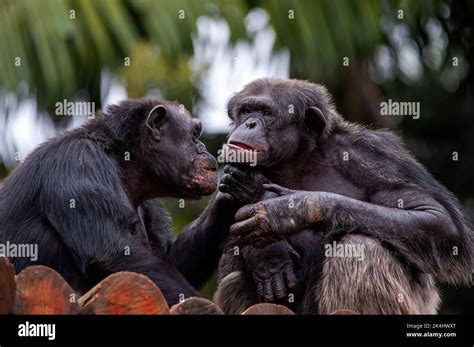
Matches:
[0,0,473,311]
[265,0,383,80]
[0,0,438,111]
[0,0,249,112]
[119,41,196,106]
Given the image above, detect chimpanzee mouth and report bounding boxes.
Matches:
[196,155,218,172]
[189,170,218,196]
[227,141,255,151]
[204,165,217,172]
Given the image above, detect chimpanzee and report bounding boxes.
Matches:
[214,78,473,314]
[0,99,240,306]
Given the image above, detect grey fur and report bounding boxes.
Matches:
[213,247,259,314]
[215,78,472,315]
[216,234,440,314]
[313,235,440,314]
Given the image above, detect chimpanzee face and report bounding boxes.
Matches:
[145,103,217,199]
[224,80,327,168]
[225,97,298,167]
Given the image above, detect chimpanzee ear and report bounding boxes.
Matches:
[304,106,326,134]
[146,105,168,141]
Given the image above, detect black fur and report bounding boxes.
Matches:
[0,98,226,306]
[215,78,473,314]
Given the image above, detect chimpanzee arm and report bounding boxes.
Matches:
[88,240,199,305]
[167,164,267,288]
[41,144,198,305]
[44,191,199,305]
[167,192,241,288]
[231,185,473,284]
[167,164,302,290]
[140,199,175,253]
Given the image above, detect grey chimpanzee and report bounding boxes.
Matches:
[214,78,473,314]
[0,99,240,306]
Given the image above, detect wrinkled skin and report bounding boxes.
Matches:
[225,79,471,282]
[215,78,472,314]
[229,184,328,248]
[242,241,300,302]
[219,164,265,204]
[218,164,301,302]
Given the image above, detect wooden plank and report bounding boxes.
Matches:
[0,257,16,314]
[169,297,224,315]
[242,303,295,315]
[78,271,169,314]
[13,265,79,314]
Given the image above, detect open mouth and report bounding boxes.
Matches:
[222,142,262,167]
[227,141,255,151]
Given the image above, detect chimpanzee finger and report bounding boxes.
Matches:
[219,182,231,193]
[223,164,248,179]
[263,183,292,196]
[223,164,236,174]
[283,263,298,289]
[272,273,287,300]
[219,175,235,190]
[287,243,302,267]
[229,218,259,236]
[220,175,246,194]
[219,184,243,202]
[263,279,274,302]
[255,278,265,299]
[234,204,259,221]
[219,182,238,196]
[219,174,236,187]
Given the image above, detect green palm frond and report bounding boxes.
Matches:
[0,0,439,113]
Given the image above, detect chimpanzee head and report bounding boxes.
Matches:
[104,99,217,200]
[224,78,342,168]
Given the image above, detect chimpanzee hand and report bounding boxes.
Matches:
[219,164,266,204]
[242,241,300,303]
[230,184,325,248]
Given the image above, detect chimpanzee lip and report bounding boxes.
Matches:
[203,165,217,172]
[227,141,255,151]
[197,156,218,172]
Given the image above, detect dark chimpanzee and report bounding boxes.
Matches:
[0,99,240,306]
[214,78,473,314]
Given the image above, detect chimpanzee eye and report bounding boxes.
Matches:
[193,124,202,139]
[263,110,272,117]
[240,106,251,114]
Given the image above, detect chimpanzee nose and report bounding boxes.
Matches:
[245,119,257,129]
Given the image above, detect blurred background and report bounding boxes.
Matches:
[0,0,472,312]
